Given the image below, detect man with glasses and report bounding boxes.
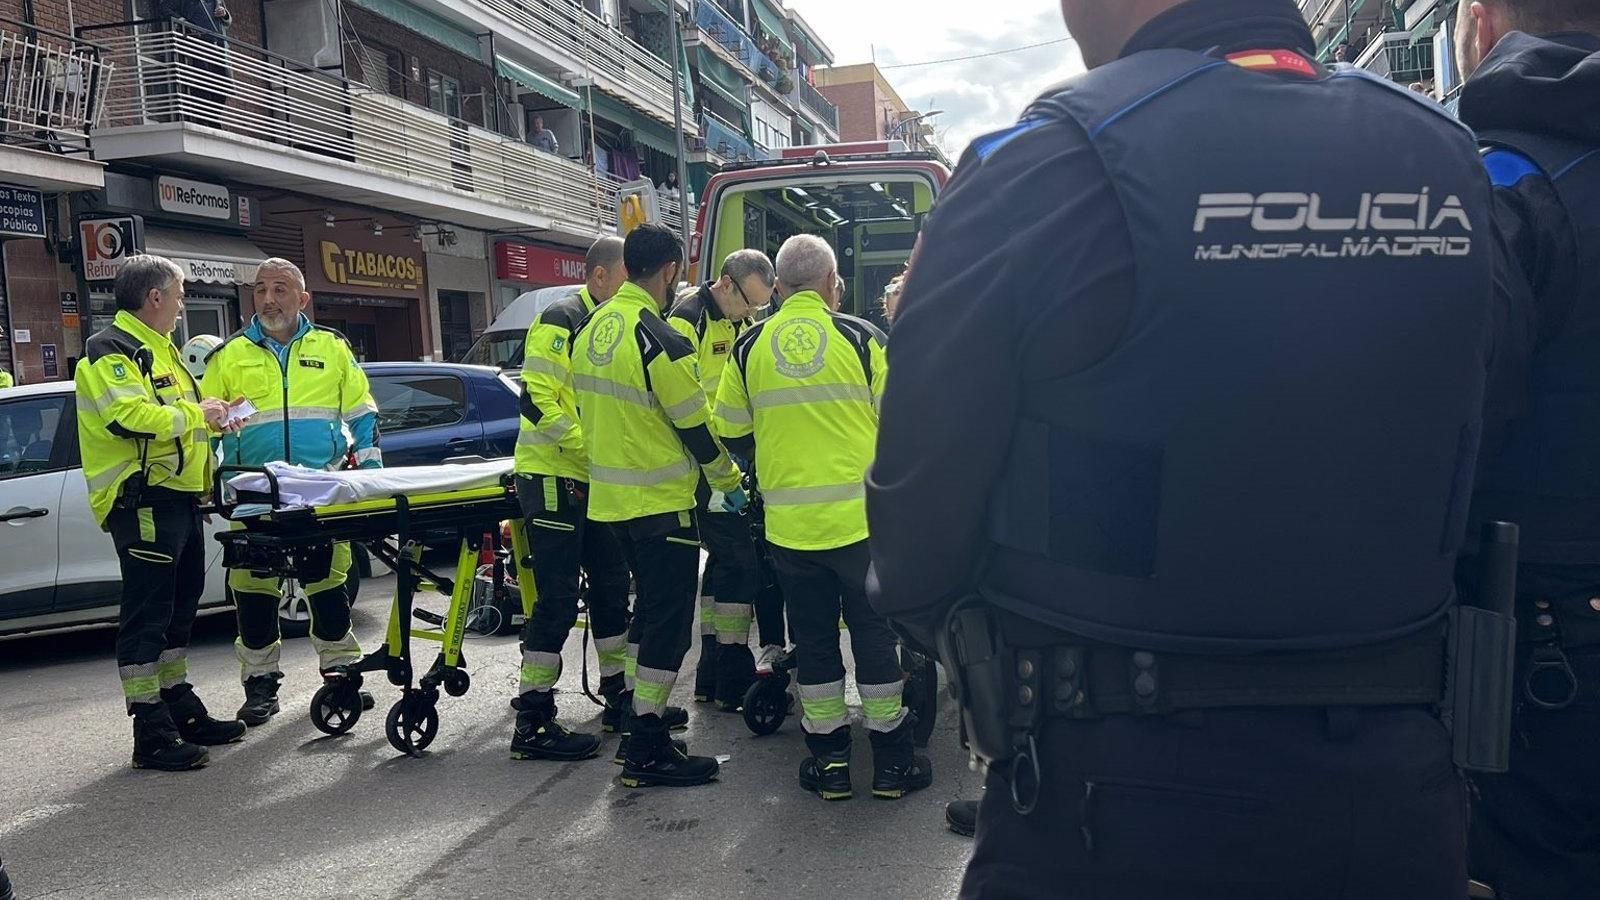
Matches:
[668,250,779,710]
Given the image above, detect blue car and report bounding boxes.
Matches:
[362,363,521,466]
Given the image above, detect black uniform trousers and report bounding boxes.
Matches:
[770,540,902,726]
[960,706,1466,900]
[698,510,761,645]
[105,486,207,712]
[514,474,631,694]
[1469,569,1600,900]
[611,510,701,720]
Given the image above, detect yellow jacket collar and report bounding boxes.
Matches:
[114,309,176,349]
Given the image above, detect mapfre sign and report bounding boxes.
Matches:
[495,241,586,285]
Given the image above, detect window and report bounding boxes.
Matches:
[370,375,467,433]
[427,71,462,120]
[0,395,68,478]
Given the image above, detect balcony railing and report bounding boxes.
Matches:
[1355,31,1434,83]
[693,0,782,85]
[702,112,764,163]
[469,0,684,124]
[86,23,630,233]
[793,75,836,131]
[1,17,113,154]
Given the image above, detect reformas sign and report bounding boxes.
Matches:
[156,176,232,219]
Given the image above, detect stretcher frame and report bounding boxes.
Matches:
[211,465,539,756]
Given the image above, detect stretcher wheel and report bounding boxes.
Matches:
[310,682,363,736]
[442,668,470,698]
[385,695,439,755]
[742,673,792,736]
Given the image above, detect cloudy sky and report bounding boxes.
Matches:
[785,1,1083,156]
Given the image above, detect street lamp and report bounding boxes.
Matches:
[888,108,943,145]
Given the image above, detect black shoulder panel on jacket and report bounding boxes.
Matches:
[730,320,768,381]
[541,294,590,332]
[86,326,143,365]
[636,311,695,365]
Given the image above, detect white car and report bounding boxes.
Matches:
[0,380,233,637]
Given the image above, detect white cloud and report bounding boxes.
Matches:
[786,1,1083,155]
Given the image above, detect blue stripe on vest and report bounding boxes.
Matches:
[972,119,1049,161]
[1482,148,1542,188]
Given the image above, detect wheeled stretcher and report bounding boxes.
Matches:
[211,462,539,756]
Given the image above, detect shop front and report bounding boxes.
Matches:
[493,240,588,317]
[304,226,431,362]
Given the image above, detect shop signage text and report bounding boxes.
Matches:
[0,185,46,239]
[79,215,146,282]
[156,176,232,219]
[496,242,587,285]
[306,227,427,299]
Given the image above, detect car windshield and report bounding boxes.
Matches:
[460,332,525,370]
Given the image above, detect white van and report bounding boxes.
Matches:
[457,284,581,369]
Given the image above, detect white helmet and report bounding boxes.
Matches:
[181,334,224,379]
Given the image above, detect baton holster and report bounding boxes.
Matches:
[1443,522,1519,773]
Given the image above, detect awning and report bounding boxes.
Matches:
[696,47,750,110]
[751,0,793,58]
[590,93,686,156]
[497,57,584,110]
[345,0,482,59]
[143,226,267,286]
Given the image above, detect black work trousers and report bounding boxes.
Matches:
[771,540,903,730]
[514,475,631,694]
[961,706,1466,900]
[612,511,701,719]
[105,487,207,712]
[698,511,760,645]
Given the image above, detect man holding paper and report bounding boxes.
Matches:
[201,257,382,727]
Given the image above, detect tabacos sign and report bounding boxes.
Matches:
[156,176,231,219]
[318,240,423,295]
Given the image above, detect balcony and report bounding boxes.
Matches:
[793,75,837,132]
[693,0,783,88]
[1355,31,1434,83]
[81,23,628,239]
[0,16,113,190]
[701,113,765,163]
[408,0,684,128]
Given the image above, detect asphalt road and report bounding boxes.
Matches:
[0,574,975,900]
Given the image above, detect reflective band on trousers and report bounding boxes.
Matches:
[798,678,849,734]
[761,483,865,506]
[311,630,362,670]
[633,665,678,716]
[714,601,752,641]
[521,650,563,690]
[120,662,161,706]
[236,638,283,683]
[156,647,188,689]
[573,373,653,409]
[589,458,696,487]
[752,383,874,410]
[859,680,907,729]
[594,635,628,677]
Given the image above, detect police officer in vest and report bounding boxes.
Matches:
[1455,4,1600,897]
[202,258,381,727]
[571,224,747,787]
[866,0,1502,895]
[510,236,688,761]
[668,249,776,709]
[75,255,248,770]
[716,235,930,801]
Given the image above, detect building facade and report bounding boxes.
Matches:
[813,62,941,157]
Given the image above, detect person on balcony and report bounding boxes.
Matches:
[530,115,559,156]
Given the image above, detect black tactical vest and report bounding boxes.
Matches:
[1473,130,1600,567]
[984,51,1495,653]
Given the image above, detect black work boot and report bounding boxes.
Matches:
[946,799,979,837]
[715,643,757,713]
[237,673,282,727]
[131,704,210,771]
[869,718,933,800]
[693,637,719,703]
[619,715,719,788]
[163,684,246,745]
[797,727,853,801]
[510,691,601,761]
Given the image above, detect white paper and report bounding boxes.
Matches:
[225,397,257,427]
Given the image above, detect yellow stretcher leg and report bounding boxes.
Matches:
[441,537,476,668]
[509,519,540,621]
